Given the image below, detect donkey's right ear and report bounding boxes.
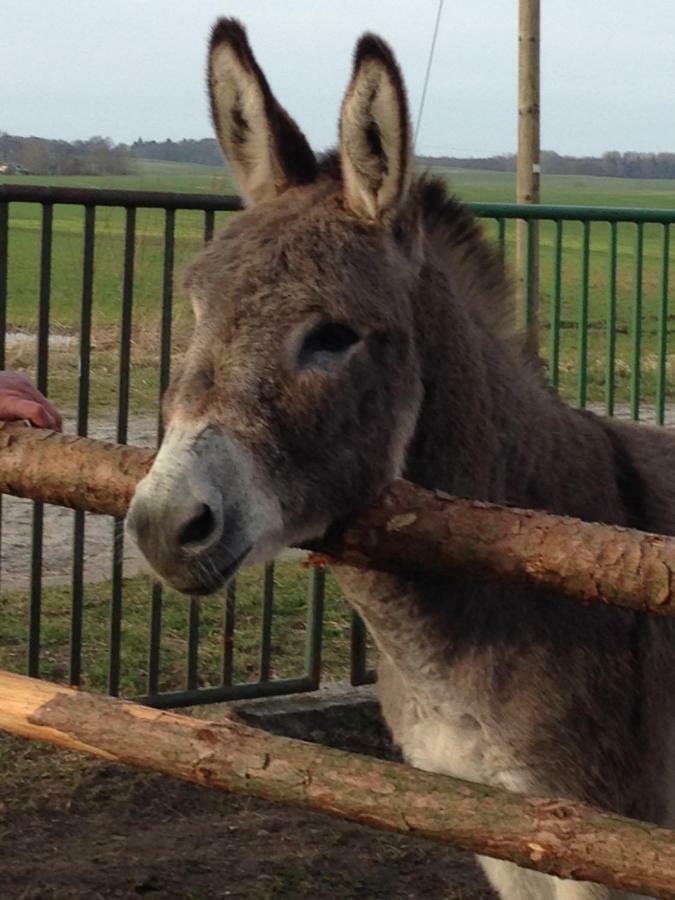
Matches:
[208,19,317,206]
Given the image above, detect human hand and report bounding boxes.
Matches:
[0,372,63,431]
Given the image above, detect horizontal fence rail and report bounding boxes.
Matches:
[0,183,673,709]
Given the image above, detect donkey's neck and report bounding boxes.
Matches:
[403,255,608,521]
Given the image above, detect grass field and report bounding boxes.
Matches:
[2,158,674,413]
[0,561,362,698]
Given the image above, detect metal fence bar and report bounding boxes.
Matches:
[630,223,644,420]
[350,611,375,686]
[28,203,53,677]
[109,206,136,696]
[549,220,563,389]
[469,201,675,224]
[222,580,236,685]
[260,563,274,682]
[204,209,215,244]
[606,222,618,417]
[141,675,315,711]
[147,585,162,695]
[70,205,96,686]
[0,184,242,212]
[656,225,671,426]
[576,220,591,409]
[524,218,537,334]
[187,597,200,690]
[147,209,175,695]
[305,568,325,688]
[497,217,506,258]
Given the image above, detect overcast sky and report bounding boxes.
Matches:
[1,0,673,157]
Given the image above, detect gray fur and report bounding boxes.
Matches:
[129,21,675,899]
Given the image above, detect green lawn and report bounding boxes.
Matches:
[1,160,674,412]
[0,562,361,699]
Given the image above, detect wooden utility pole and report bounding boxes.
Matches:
[516,0,541,354]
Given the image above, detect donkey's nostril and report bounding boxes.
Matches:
[178,503,217,549]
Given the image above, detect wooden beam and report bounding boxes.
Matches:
[1,422,675,617]
[1,670,673,897]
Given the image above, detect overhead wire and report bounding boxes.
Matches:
[414,0,445,149]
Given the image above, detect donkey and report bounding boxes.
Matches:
[126,19,675,899]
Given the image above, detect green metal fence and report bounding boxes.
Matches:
[0,185,673,708]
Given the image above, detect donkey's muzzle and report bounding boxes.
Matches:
[126,424,252,594]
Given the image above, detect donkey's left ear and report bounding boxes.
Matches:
[339,34,414,222]
[208,18,317,206]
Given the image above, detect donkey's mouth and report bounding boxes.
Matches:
[216,545,252,585]
[161,545,252,597]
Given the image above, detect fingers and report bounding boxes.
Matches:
[0,373,63,431]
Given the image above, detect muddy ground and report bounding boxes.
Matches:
[0,736,495,899]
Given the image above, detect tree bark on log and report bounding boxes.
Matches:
[0,423,154,519]
[1,422,675,616]
[1,670,673,897]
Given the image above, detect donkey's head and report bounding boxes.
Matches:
[127,20,425,593]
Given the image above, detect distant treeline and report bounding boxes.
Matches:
[0,132,131,175]
[3,131,675,179]
[130,138,224,166]
[132,140,675,179]
[417,151,675,180]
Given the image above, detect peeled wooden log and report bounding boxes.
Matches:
[1,422,675,616]
[0,423,154,518]
[0,422,674,617]
[1,670,673,897]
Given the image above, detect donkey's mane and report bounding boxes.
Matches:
[415,174,514,337]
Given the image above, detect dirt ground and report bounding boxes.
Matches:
[0,736,495,900]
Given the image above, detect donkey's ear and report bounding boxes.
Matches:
[208,18,317,205]
[339,35,413,222]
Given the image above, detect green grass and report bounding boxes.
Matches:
[0,562,361,699]
[1,159,674,411]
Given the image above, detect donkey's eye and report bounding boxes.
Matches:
[298,322,361,369]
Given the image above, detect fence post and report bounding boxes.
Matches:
[516,0,540,355]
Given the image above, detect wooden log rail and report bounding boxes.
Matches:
[1,670,674,897]
[1,422,675,617]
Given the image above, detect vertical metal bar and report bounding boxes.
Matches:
[606,222,618,417]
[497,217,506,259]
[524,217,537,333]
[350,611,368,686]
[70,205,95,686]
[158,209,175,421]
[630,222,644,420]
[259,563,274,682]
[147,583,162,696]
[0,201,8,595]
[147,209,176,694]
[186,597,200,690]
[204,209,215,245]
[656,225,671,426]
[28,203,53,677]
[550,219,563,389]
[576,220,590,409]
[109,206,135,696]
[222,580,236,685]
[304,567,325,688]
